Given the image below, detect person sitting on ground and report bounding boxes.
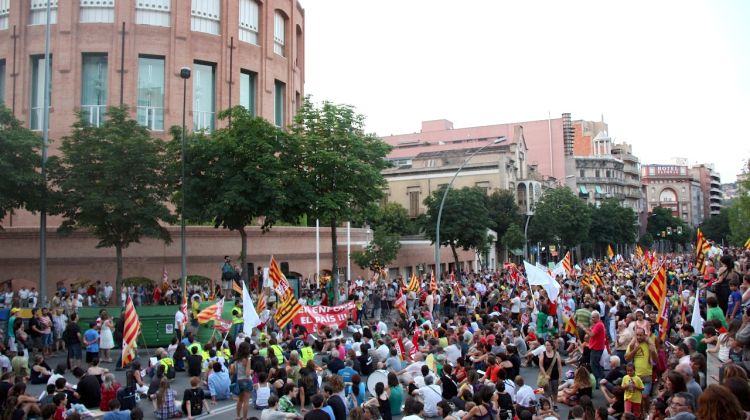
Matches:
[182,376,210,419]
[261,394,300,420]
[103,399,131,420]
[100,373,121,411]
[153,377,179,420]
[207,361,230,402]
[30,354,52,384]
[72,366,101,409]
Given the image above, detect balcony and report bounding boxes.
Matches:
[136,106,164,131]
[193,110,215,133]
[81,104,106,127]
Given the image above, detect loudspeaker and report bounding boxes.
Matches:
[247,263,254,276]
[281,262,290,276]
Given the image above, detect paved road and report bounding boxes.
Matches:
[23,348,609,419]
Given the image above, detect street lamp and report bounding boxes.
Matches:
[179,67,191,291]
[435,137,506,282]
[523,212,532,261]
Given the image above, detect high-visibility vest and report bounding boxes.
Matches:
[271,344,284,365]
[159,357,174,375]
[187,342,203,356]
[232,307,243,325]
[201,350,210,362]
[221,348,231,360]
[300,346,314,364]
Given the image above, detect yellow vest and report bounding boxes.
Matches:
[221,348,231,360]
[187,342,203,356]
[201,351,210,361]
[300,346,314,364]
[271,344,284,365]
[159,357,174,375]
[232,307,243,324]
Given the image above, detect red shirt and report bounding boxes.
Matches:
[101,383,121,410]
[55,406,65,420]
[589,320,606,351]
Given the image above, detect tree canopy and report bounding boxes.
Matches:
[51,105,175,303]
[646,206,690,246]
[0,105,44,226]
[589,198,638,254]
[528,187,591,249]
[288,98,392,303]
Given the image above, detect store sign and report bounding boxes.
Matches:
[654,166,681,176]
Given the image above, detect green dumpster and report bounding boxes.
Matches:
[76,301,240,349]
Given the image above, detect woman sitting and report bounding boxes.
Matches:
[30,355,52,385]
[557,366,592,406]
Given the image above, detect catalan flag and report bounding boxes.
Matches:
[404,272,420,293]
[607,244,615,260]
[429,271,437,292]
[563,314,577,335]
[394,291,407,315]
[635,245,644,260]
[581,276,591,288]
[745,237,750,250]
[121,296,140,368]
[593,272,604,287]
[196,298,225,325]
[561,251,573,277]
[274,292,301,329]
[232,279,243,295]
[695,228,710,274]
[269,256,292,298]
[646,265,667,310]
[256,290,266,314]
[658,295,670,341]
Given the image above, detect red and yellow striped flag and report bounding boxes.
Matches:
[745,237,750,250]
[256,290,266,314]
[593,272,604,287]
[196,298,225,324]
[635,245,644,260]
[646,265,667,309]
[561,251,573,276]
[232,279,243,295]
[563,314,577,335]
[581,276,591,288]
[269,256,292,298]
[274,292,301,329]
[404,272,420,293]
[607,244,615,259]
[429,271,437,292]
[695,228,710,274]
[658,295,670,341]
[121,296,140,368]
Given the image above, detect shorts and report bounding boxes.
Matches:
[238,380,253,393]
[86,351,99,363]
[68,343,82,359]
[7,337,16,353]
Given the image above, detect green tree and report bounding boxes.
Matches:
[289,98,392,303]
[369,202,417,236]
[528,187,591,250]
[646,206,690,248]
[176,107,290,281]
[729,164,750,246]
[700,207,731,244]
[589,198,637,254]
[487,190,522,261]
[52,106,175,303]
[351,229,401,273]
[420,186,493,271]
[502,222,525,251]
[0,105,44,226]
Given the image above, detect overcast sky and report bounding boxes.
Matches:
[301,0,750,183]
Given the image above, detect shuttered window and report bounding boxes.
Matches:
[239,0,259,45]
[191,0,220,35]
[135,0,171,27]
[80,0,115,23]
[29,1,58,25]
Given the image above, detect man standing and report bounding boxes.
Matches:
[625,327,657,397]
[174,307,186,340]
[83,322,100,364]
[582,310,606,383]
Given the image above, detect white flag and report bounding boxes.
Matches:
[691,290,704,333]
[242,282,261,334]
[523,261,561,301]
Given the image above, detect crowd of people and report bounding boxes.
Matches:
[0,245,749,420]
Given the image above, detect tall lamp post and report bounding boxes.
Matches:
[523,212,532,261]
[179,67,191,291]
[435,137,506,282]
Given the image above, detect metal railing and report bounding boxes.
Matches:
[136,106,163,131]
[193,110,214,132]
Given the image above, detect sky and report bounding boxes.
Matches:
[301,0,750,183]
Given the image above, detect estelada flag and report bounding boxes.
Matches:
[429,271,437,292]
[121,296,140,368]
[273,292,301,329]
[646,264,668,310]
[607,244,615,259]
[196,298,225,324]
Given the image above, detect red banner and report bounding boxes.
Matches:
[293,302,356,331]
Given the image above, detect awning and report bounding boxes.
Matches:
[595,185,604,194]
[579,186,589,195]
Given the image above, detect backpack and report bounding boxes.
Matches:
[116,386,137,410]
[182,389,203,415]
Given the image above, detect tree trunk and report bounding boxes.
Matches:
[239,226,248,282]
[115,244,123,306]
[450,241,460,277]
[330,218,339,304]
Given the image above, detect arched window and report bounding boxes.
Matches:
[659,188,677,203]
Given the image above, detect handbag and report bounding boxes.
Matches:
[537,352,557,388]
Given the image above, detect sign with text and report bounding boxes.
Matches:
[293,302,357,331]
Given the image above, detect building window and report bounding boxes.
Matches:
[408,190,420,218]
[0,59,5,104]
[80,0,115,23]
[239,0,259,45]
[81,53,108,127]
[273,11,286,57]
[579,169,584,178]
[595,169,600,178]
[239,70,256,116]
[274,80,285,127]
[136,0,170,27]
[191,0,220,35]
[193,61,215,132]
[0,0,9,30]
[606,170,611,178]
[30,55,52,131]
[136,56,164,131]
[30,1,57,25]
[475,182,490,195]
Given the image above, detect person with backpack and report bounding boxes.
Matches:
[182,377,210,419]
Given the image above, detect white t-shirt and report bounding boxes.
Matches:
[175,310,185,327]
[444,344,461,365]
[515,384,535,408]
[511,297,521,313]
[416,384,442,416]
